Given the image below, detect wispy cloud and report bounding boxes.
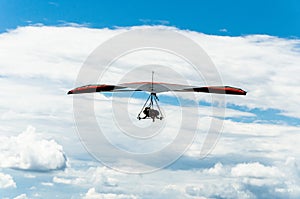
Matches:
[13,194,28,199]
[139,19,170,25]
[48,1,59,7]
[219,28,228,32]
[57,20,91,28]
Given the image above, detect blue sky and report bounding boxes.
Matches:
[1,0,300,37]
[0,1,300,199]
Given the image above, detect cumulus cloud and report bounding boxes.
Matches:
[84,188,138,199]
[53,166,119,188]
[46,156,300,199]
[202,162,225,175]
[185,160,300,199]
[231,162,283,178]
[0,126,67,171]
[0,173,16,189]
[185,183,254,199]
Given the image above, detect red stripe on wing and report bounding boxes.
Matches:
[67,84,120,94]
[191,86,247,95]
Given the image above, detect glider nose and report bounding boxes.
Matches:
[67,90,73,94]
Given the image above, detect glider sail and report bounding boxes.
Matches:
[68,81,246,121]
[68,82,247,95]
[179,86,247,95]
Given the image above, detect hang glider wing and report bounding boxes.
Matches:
[118,82,194,93]
[177,86,247,95]
[67,84,139,94]
[68,82,246,95]
[118,82,247,95]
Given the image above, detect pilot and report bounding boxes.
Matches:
[149,109,160,119]
[142,107,150,119]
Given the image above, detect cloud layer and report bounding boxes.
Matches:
[47,157,299,199]
[0,25,299,198]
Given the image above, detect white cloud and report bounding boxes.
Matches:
[219,28,228,32]
[202,162,225,175]
[13,194,28,199]
[0,126,67,171]
[23,173,36,178]
[84,188,138,199]
[53,166,119,188]
[0,173,16,189]
[45,157,300,199]
[1,25,299,119]
[0,26,122,80]
[231,162,283,178]
[161,184,188,199]
[53,176,73,184]
[41,182,54,186]
[182,159,300,199]
[184,31,300,118]
[187,117,300,166]
[185,183,254,199]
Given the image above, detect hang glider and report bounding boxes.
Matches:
[67,82,246,95]
[68,72,246,122]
